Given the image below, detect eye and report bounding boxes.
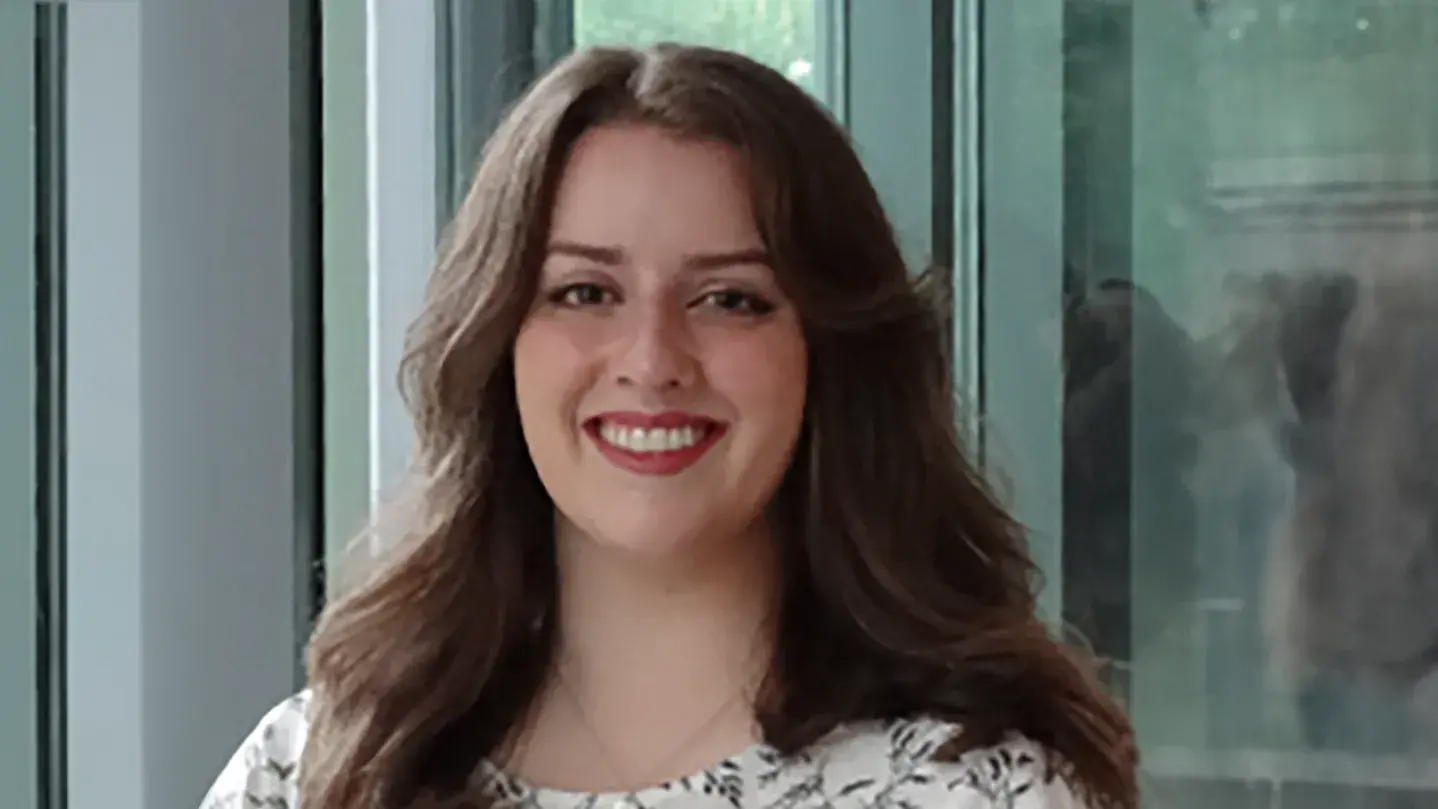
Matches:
[696,288,775,316]
[547,282,615,308]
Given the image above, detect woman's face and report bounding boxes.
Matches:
[513,123,808,559]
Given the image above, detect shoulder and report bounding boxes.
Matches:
[198,690,310,809]
[782,717,1091,809]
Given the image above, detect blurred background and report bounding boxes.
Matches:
[4,1,1438,807]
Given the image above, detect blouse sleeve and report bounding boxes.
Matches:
[197,692,309,809]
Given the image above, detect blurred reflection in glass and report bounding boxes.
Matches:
[1043,0,1438,805]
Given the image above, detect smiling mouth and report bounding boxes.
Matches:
[597,421,714,452]
[584,415,727,475]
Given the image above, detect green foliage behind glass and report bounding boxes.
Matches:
[574,0,818,94]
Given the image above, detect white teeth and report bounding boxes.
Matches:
[597,422,707,453]
[670,426,696,449]
[635,427,658,451]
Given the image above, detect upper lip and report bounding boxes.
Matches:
[586,410,721,429]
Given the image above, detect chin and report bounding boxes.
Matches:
[564,505,750,562]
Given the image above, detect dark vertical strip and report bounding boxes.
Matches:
[930,0,955,273]
[33,4,67,808]
[439,0,553,228]
[434,0,457,222]
[290,0,326,682]
[930,0,957,381]
[536,0,575,71]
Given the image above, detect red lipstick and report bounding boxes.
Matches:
[585,411,727,476]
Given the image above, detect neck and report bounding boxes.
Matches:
[514,516,778,789]
[553,515,778,694]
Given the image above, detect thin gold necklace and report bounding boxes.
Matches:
[558,675,749,790]
[556,634,769,791]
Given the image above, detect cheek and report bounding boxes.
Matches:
[513,320,594,438]
[706,324,808,436]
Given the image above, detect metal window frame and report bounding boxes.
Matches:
[35,6,68,808]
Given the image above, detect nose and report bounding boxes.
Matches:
[613,301,699,391]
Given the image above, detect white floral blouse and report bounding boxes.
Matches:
[200,692,1090,808]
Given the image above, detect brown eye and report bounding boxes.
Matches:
[698,289,775,316]
[548,283,614,308]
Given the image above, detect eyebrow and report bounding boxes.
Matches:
[547,239,770,271]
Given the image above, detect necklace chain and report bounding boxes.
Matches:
[556,634,768,790]
[559,675,747,789]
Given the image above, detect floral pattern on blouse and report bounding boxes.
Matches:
[199,691,1088,809]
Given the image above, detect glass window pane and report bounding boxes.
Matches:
[573,0,822,99]
[984,0,1438,804]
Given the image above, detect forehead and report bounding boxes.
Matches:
[548,123,762,253]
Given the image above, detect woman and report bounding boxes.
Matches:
[201,44,1136,809]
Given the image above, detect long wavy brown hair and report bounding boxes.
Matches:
[303,43,1137,809]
